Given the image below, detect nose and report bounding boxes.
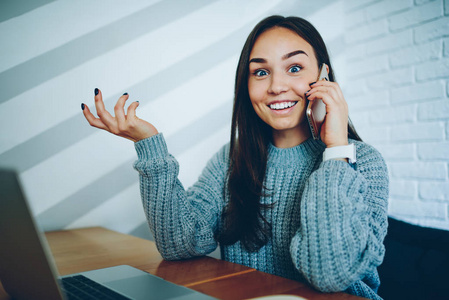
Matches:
[268,72,288,95]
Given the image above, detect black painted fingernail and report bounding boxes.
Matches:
[310,82,316,86]
[95,88,99,95]
[81,103,85,110]
[306,90,310,94]
[123,92,128,95]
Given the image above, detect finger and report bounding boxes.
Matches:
[114,93,129,128]
[311,81,344,103]
[310,79,333,87]
[93,88,115,127]
[307,85,340,106]
[319,93,348,118]
[127,101,139,120]
[307,91,340,110]
[307,86,332,101]
[321,81,344,103]
[82,104,109,130]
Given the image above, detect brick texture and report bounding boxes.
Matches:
[370,104,416,124]
[365,30,413,55]
[390,122,444,141]
[418,141,449,159]
[415,58,449,81]
[389,39,441,68]
[344,0,449,230]
[389,0,442,31]
[444,38,449,56]
[366,67,414,89]
[390,80,445,104]
[345,19,388,44]
[389,161,447,180]
[419,181,449,201]
[389,179,418,198]
[414,16,449,43]
[388,199,447,219]
[376,143,416,160]
[366,0,412,20]
[418,99,449,120]
[346,0,381,12]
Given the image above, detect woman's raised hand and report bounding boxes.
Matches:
[306,81,349,148]
[82,88,158,142]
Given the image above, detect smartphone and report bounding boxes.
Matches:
[306,63,329,140]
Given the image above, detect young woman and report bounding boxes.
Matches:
[82,15,389,300]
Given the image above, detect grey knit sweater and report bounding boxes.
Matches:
[133,133,389,300]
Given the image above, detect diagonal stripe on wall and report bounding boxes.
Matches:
[0,0,217,105]
[0,0,56,22]
[0,20,252,172]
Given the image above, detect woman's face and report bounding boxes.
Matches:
[248,27,320,139]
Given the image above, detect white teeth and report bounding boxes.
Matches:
[269,101,297,110]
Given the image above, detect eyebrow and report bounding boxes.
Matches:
[283,50,308,59]
[249,50,308,64]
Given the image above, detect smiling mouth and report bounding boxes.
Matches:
[268,101,298,110]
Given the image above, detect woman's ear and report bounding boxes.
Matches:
[325,64,329,75]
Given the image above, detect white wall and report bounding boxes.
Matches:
[344,0,449,230]
[1,0,447,242]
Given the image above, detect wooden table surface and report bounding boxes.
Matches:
[0,227,365,300]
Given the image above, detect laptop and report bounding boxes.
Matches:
[0,169,216,300]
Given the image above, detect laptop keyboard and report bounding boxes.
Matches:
[60,275,132,300]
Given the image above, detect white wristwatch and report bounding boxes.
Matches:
[323,144,356,164]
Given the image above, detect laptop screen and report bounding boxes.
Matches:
[0,169,64,300]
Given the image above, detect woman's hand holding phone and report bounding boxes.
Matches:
[306,80,349,148]
[82,88,158,142]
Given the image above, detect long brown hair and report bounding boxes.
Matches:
[217,15,362,252]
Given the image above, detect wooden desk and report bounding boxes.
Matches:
[0,227,365,300]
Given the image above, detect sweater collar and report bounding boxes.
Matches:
[267,138,326,166]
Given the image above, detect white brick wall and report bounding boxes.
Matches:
[366,0,412,21]
[389,39,441,67]
[365,67,414,89]
[344,0,449,230]
[418,141,449,159]
[365,30,413,56]
[390,80,444,104]
[389,1,442,30]
[414,15,449,42]
[345,0,381,12]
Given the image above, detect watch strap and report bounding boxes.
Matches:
[323,144,356,164]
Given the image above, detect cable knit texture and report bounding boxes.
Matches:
[133,133,389,300]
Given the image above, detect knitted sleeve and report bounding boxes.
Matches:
[133,133,228,260]
[290,142,389,292]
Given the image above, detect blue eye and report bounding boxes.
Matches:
[254,69,268,77]
[289,65,301,73]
